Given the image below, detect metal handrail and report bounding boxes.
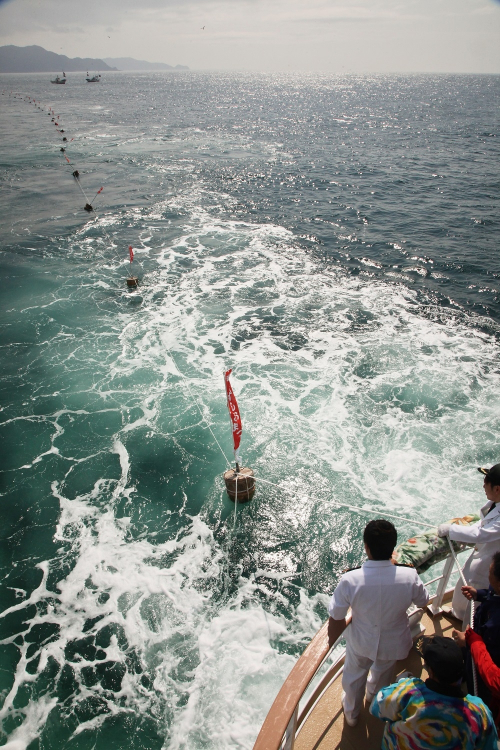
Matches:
[252,552,458,750]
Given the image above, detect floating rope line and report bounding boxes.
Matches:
[8,92,135,280]
[14,92,110,223]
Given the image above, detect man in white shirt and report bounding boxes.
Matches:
[328,520,429,727]
[438,464,500,622]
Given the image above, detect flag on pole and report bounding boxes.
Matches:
[129,246,134,263]
[224,369,242,456]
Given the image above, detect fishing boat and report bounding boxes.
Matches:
[253,517,478,750]
[51,73,66,84]
[86,73,101,83]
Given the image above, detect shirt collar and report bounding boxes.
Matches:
[363,560,394,567]
[425,678,463,699]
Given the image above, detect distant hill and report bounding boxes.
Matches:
[103,57,188,72]
[0,45,117,73]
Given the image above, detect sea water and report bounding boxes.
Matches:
[0,72,499,749]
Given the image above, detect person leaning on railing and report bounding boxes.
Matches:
[370,635,498,750]
[327,519,429,727]
[438,464,500,622]
[452,551,500,729]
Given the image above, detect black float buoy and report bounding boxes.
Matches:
[60,147,65,152]
[223,466,255,503]
[84,203,93,212]
[62,137,67,142]
[72,170,79,178]
[126,277,139,288]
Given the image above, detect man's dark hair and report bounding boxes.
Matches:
[364,519,397,560]
[492,552,500,582]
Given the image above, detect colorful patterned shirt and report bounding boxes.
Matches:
[370,677,498,750]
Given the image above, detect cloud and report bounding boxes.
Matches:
[0,0,499,72]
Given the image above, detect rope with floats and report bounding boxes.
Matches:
[3,90,137,288]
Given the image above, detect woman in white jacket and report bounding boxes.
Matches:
[438,464,500,622]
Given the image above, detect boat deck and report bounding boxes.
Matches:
[294,606,461,750]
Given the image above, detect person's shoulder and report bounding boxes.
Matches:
[337,565,362,584]
[464,694,496,724]
[342,565,362,574]
[392,562,419,580]
[379,676,424,701]
[485,505,500,522]
[397,676,424,691]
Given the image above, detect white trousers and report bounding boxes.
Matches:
[342,642,397,722]
[451,550,489,622]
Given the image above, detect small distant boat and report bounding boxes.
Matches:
[86,72,101,83]
[51,73,66,84]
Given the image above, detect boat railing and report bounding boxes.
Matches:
[252,550,459,750]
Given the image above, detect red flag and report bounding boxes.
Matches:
[65,156,70,163]
[97,187,103,195]
[129,246,134,263]
[224,369,242,453]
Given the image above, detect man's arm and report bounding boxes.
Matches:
[412,573,430,609]
[328,617,347,648]
[327,576,350,648]
[466,630,500,698]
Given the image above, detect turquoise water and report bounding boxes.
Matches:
[0,72,499,749]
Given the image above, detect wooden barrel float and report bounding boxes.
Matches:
[223,467,255,503]
[127,277,139,288]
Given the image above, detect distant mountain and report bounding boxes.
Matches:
[103,57,189,72]
[0,45,117,73]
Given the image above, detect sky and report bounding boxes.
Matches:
[0,0,500,73]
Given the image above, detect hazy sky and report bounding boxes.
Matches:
[1,0,499,73]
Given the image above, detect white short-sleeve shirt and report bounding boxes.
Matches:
[328,560,429,661]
